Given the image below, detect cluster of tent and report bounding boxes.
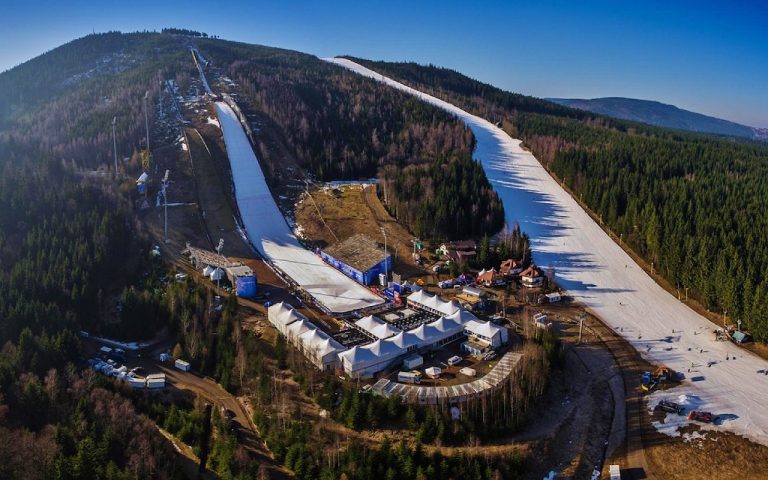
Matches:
[406,289,462,316]
[267,302,346,370]
[268,289,509,379]
[202,265,225,282]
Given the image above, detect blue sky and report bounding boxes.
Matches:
[2,0,766,126]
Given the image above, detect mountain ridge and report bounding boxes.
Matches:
[547,96,766,141]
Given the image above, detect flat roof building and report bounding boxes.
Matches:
[320,234,392,285]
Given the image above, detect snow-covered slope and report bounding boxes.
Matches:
[325,57,768,444]
[214,101,383,314]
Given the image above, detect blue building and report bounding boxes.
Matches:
[320,234,392,286]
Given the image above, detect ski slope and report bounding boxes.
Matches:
[325,57,768,445]
[214,101,383,314]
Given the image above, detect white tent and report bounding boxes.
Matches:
[355,315,385,332]
[203,265,215,276]
[407,289,461,316]
[286,318,313,342]
[268,302,308,334]
[209,267,225,281]
[464,319,508,348]
[387,331,420,351]
[338,338,403,378]
[298,328,345,370]
[369,322,401,339]
[446,309,479,325]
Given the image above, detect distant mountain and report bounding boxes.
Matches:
[547,97,767,141]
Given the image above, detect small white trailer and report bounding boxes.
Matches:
[175,359,191,372]
[146,373,166,389]
[459,367,477,377]
[447,355,463,366]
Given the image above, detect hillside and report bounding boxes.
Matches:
[0,31,527,480]
[347,57,768,340]
[548,96,765,140]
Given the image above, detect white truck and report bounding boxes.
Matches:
[397,371,422,384]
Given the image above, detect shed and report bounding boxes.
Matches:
[545,292,562,303]
[403,354,423,370]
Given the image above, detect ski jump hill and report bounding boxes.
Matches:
[214,101,383,314]
[324,57,768,445]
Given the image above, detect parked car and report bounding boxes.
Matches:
[656,400,684,415]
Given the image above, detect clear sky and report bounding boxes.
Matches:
[2,0,766,126]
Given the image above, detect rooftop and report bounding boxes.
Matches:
[323,234,389,273]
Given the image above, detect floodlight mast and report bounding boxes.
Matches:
[162,170,170,244]
[217,238,224,290]
[380,227,387,286]
[144,91,151,155]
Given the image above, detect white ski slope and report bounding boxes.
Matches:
[214,101,383,314]
[326,57,768,444]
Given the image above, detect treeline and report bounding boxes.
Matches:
[351,58,768,340]
[194,39,505,240]
[0,327,176,479]
[380,153,504,239]
[161,28,209,37]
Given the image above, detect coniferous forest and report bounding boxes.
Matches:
[193,38,505,240]
[350,58,768,340]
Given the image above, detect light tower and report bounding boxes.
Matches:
[111,116,118,178]
[216,238,224,290]
[144,90,151,154]
[380,227,388,287]
[162,169,170,243]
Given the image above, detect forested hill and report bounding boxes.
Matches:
[349,57,768,340]
[190,38,505,239]
[548,97,763,140]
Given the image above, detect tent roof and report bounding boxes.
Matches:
[369,322,401,339]
[355,315,385,332]
[465,319,504,338]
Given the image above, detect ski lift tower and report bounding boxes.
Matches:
[162,169,170,243]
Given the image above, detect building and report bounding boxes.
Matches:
[500,259,523,276]
[464,319,508,348]
[184,244,257,297]
[476,268,504,287]
[520,265,544,287]
[437,241,477,265]
[320,234,392,285]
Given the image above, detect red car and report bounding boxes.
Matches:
[688,411,714,423]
